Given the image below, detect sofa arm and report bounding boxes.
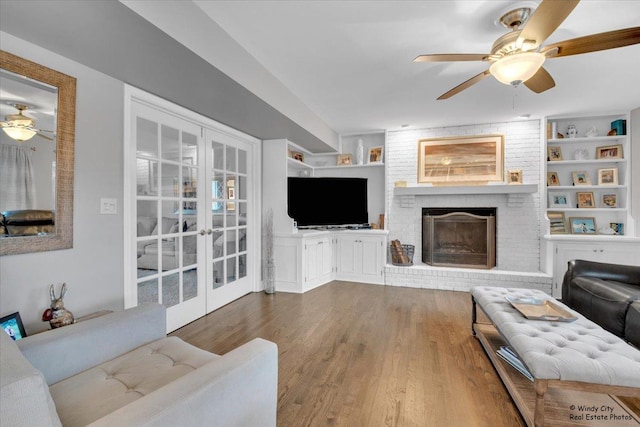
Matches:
[562,259,640,301]
[18,303,166,385]
[89,338,278,427]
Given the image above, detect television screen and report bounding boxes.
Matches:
[288,177,368,227]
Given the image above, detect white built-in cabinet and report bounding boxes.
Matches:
[273,230,387,293]
[263,132,388,293]
[542,111,639,298]
[335,232,386,284]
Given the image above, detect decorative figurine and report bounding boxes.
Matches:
[567,125,577,138]
[42,283,75,328]
[584,126,598,137]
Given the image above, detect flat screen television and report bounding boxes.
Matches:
[288,177,368,227]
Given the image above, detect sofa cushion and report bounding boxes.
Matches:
[49,336,218,427]
[569,277,640,336]
[0,331,62,427]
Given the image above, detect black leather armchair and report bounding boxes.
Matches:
[562,259,640,347]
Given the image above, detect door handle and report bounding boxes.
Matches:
[199,229,207,236]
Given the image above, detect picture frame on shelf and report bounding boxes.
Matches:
[0,311,27,341]
[548,211,568,234]
[610,222,624,235]
[547,146,563,161]
[547,171,560,186]
[572,171,591,186]
[507,169,522,184]
[569,217,597,234]
[597,167,618,185]
[576,192,596,208]
[549,192,570,208]
[367,146,384,164]
[291,151,305,162]
[595,144,623,159]
[602,193,618,208]
[337,153,353,166]
[417,134,504,184]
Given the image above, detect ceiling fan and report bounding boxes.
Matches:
[0,103,54,142]
[414,0,640,100]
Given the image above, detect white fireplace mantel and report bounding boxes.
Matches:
[393,184,538,208]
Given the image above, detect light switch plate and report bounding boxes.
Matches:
[100,198,117,214]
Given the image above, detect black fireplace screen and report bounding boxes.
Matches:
[422,208,496,269]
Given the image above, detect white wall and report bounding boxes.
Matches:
[0,33,125,334]
[385,120,542,273]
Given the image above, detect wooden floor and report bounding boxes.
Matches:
[170,281,638,426]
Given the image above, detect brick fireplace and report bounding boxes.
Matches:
[384,120,552,293]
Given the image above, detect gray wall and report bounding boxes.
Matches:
[0,32,124,333]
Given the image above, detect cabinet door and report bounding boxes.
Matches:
[360,238,383,282]
[319,237,333,280]
[305,240,321,284]
[336,237,358,276]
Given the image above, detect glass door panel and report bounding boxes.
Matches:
[205,133,252,312]
[131,102,206,332]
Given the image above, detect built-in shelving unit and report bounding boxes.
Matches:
[542,112,638,298]
[544,112,632,237]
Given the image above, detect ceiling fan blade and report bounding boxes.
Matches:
[524,67,555,93]
[517,0,579,50]
[541,27,640,58]
[437,70,491,100]
[414,54,489,62]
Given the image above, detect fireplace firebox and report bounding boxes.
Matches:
[422,208,496,269]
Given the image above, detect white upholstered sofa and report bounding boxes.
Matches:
[0,303,278,426]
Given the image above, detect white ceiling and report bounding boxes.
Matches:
[128,1,640,137]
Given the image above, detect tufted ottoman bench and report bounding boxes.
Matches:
[471,286,640,427]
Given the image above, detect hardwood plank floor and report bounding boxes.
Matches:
[172,281,526,426]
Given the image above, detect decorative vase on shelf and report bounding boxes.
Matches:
[356,139,364,165]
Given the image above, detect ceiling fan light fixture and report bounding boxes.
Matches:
[2,126,37,142]
[489,52,545,86]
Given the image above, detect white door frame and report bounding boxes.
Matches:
[123,85,262,331]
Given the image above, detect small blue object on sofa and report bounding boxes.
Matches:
[0,303,278,426]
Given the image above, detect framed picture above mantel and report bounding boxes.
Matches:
[417,134,504,185]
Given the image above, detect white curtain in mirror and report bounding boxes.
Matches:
[0,144,36,211]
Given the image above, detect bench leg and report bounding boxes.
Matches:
[534,379,548,427]
[471,295,477,336]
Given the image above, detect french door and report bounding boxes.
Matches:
[125,87,258,332]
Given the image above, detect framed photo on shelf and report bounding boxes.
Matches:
[595,144,623,159]
[367,146,384,164]
[602,193,618,208]
[337,153,353,166]
[572,171,591,186]
[507,169,522,184]
[547,146,563,161]
[548,192,570,208]
[548,211,568,234]
[547,171,560,186]
[291,151,305,163]
[610,222,624,235]
[0,311,27,341]
[576,191,596,208]
[597,167,618,185]
[569,217,597,234]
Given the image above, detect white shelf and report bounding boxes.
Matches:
[547,135,626,143]
[315,163,384,170]
[543,234,640,242]
[547,159,626,166]
[547,185,626,191]
[546,208,625,212]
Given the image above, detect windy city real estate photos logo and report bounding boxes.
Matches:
[567,403,635,423]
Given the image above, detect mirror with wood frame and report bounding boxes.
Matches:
[0,50,76,255]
